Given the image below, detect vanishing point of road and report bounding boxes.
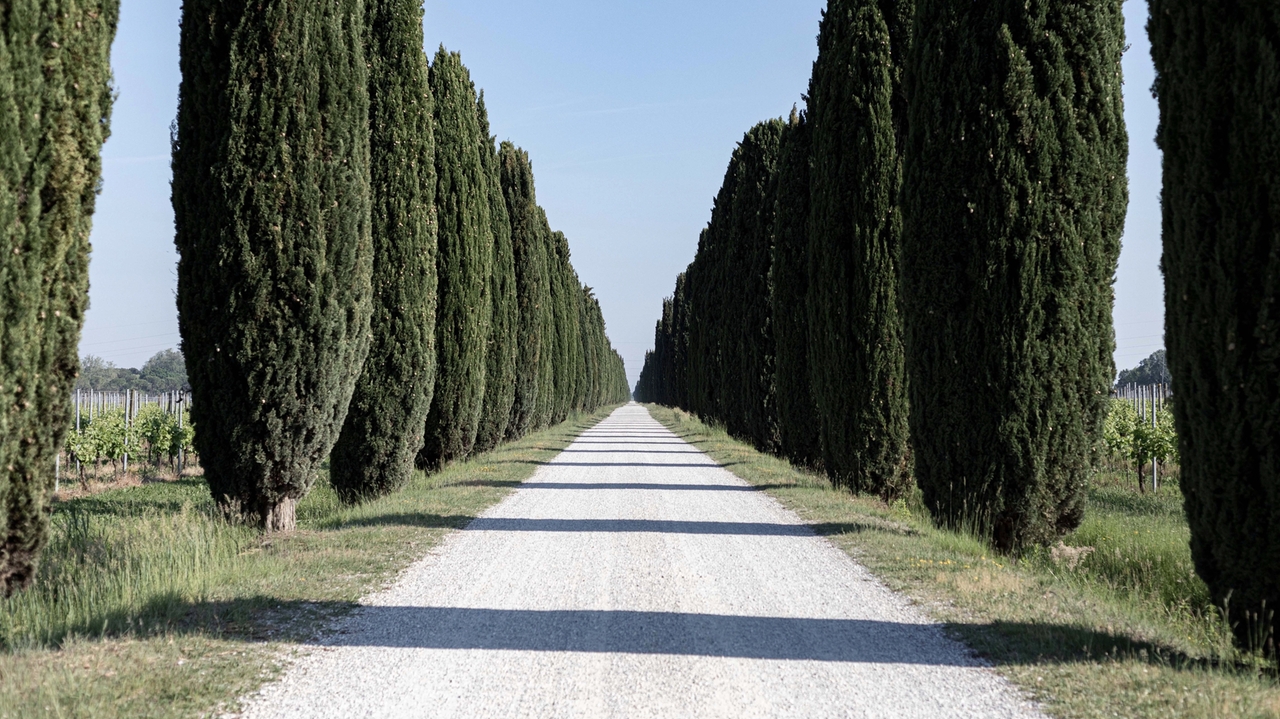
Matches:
[241,403,1043,719]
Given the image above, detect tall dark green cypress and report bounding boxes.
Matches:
[901,0,1127,551]
[571,282,591,412]
[329,0,437,504]
[531,207,557,429]
[807,0,911,500]
[770,109,822,468]
[548,231,580,423]
[725,121,783,452]
[669,272,690,409]
[473,95,517,453]
[499,143,546,439]
[173,0,372,531]
[0,0,118,593]
[1150,0,1280,649]
[684,228,722,422]
[418,48,493,469]
[578,286,602,410]
[657,122,782,447]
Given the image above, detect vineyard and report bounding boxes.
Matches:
[1102,384,1176,494]
[60,390,195,489]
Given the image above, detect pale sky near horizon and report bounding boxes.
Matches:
[82,0,1165,389]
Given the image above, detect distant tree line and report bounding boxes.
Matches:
[76,350,190,394]
[636,0,1277,652]
[1115,350,1170,388]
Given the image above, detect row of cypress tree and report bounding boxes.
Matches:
[640,0,1279,651]
[171,0,629,532]
[637,0,1125,550]
[0,0,120,596]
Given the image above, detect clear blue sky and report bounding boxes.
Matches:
[82,0,1165,388]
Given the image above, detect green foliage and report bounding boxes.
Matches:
[1150,0,1280,650]
[769,111,822,469]
[681,120,784,451]
[546,231,576,424]
[419,47,493,469]
[135,405,173,465]
[474,95,517,453]
[330,0,438,505]
[0,0,120,594]
[1116,349,1170,387]
[806,0,911,499]
[1102,399,1177,477]
[76,350,190,394]
[75,409,129,467]
[172,0,374,531]
[724,123,783,452]
[1100,399,1137,462]
[76,352,189,393]
[531,208,558,429]
[498,143,548,439]
[901,0,1127,551]
[65,405,193,476]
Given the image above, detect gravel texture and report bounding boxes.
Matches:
[240,404,1044,718]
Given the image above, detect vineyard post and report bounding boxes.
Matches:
[123,389,130,474]
[75,389,81,477]
[1151,384,1158,492]
[177,392,184,474]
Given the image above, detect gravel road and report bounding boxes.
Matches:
[241,404,1044,719]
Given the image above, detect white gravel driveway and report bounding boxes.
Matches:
[241,403,1044,719]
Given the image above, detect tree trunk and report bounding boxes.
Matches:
[261,497,297,533]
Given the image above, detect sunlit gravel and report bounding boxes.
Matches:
[239,404,1044,719]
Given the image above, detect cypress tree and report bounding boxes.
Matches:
[683,230,720,421]
[731,122,783,452]
[676,121,783,449]
[567,269,587,414]
[771,109,822,468]
[173,0,372,531]
[499,143,546,439]
[548,231,580,423]
[807,0,911,500]
[669,272,691,409]
[473,95,517,453]
[329,0,437,504]
[635,271,690,410]
[657,298,677,406]
[901,0,1127,551]
[531,207,557,429]
[579,286,603,409]
[418,48,493,469]
[571,282,590,412]
[1150,0,1280,649]
[0,0,118,593]
[636,317,668,405]
[595,294,615,406]
[635,351,657,403]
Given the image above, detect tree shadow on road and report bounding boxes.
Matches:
[87,598,1269,680]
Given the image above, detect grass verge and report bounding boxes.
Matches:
[644,404,1280,719]
[0,406,620,719]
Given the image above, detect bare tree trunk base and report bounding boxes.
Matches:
[262,496,297,533]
